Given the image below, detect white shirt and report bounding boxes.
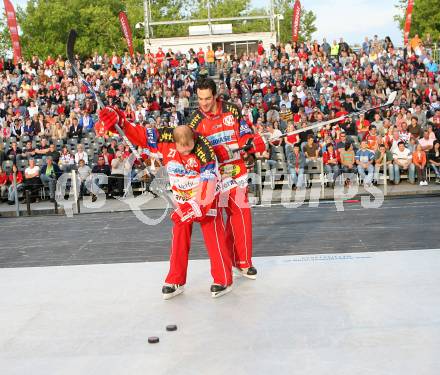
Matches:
[393,148,412,162]
[214,50,224,60]
[75,151,89,165]
[25,165,40,178]
[269,129,283,141]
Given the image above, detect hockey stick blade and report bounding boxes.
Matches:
[66,29,78,66]
[67,29,105,109]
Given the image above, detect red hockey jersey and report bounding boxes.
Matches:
[189,100,255,191]
[122,123,219,205]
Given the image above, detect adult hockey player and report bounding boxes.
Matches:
[189,78,266,279]
[99,107,233,299]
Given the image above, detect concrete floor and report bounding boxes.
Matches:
[1,197,440,268]
[0,249,439,375]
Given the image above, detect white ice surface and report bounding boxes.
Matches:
[0,249,439,375]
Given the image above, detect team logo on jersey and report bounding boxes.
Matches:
[223,114,235,127]
[207,130,234,146]
[185,157,198,169]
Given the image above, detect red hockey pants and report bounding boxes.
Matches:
[221,186,253,269]
[165,203,232,286]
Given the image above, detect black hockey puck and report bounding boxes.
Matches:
[166,324,177,332]
[148,336,159,344]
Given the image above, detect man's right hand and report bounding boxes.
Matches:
[98,107,122,133]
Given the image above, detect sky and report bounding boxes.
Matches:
[8,0,403,46]
[251,0,403,46]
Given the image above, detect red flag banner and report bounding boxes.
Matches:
[403,0,414,45]
[3,0,22,64]
[119,11,134,57]
[292,0,301,42]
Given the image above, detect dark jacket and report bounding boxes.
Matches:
[68,125,83,139]
[41,163,62,179]
[92,164,111,176]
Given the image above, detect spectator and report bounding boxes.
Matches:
[267,124,283,147]
[109,150,126,197]
[0,143,6,166]
[79,111,94,132]
[23,158,41,200]
[374,144,394,184]
[0,166,7,201]
[68,117,83,140]
[371,113,384,133]
[413,105,427,128]
[7,163,23,205]
[169,107,184,127]
[6,141,22,163]
[40,156,61,202]
[427,140,440,183]
[34,138,50,159]
[356,140,375,186]
[215,46,224,69]
[303,135,319,165]
[77,159,91,198]
[334,131,348,151]
[22,140,36,160]
[51,121,67,141]
[284,122,299,155]
[206,46,215,75]
[286,143,306,189]
[59,146,75,172]
[46,143,60,164]
[100,145,114,166]
[364,125,381,151]
[392,141,415,184]
[412,143,428,186]
[91,155,111,202]
[74,144,88,165]
[322,141,339,182]
[408,117,422,139]
[356,113,370,141]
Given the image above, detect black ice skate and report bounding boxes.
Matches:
[162,284,184,300]
[210,284,232,298]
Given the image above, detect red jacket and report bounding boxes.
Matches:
[0,172,7,185]
[323,149,340,165]
[8,171,23,184]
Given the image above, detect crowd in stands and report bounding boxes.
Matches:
[1,32,440,205]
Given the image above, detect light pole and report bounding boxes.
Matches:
[277,14,284,44]
[143,0,151,50]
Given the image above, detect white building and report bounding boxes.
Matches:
[145,31,276,55]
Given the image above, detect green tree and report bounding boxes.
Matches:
[189,0,269,34]
[0,17,12,58]
[16,0,188,58]
[394,0,440,42]
[127,0,188,39]
[17,0,126,58]
[274,0,317,43]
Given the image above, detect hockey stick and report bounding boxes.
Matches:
[231,91,397,153]
[67,30,167,195]
[266,91,398,142]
